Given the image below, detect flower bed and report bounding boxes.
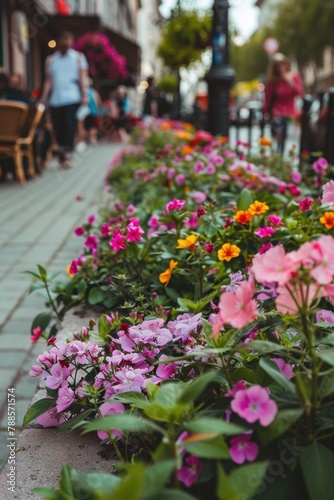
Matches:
[25,122,334,499]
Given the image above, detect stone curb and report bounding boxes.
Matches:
[0,306,114,499]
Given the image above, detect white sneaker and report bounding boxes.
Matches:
[75,142,88,154]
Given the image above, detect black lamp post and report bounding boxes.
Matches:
[206,0,235,137]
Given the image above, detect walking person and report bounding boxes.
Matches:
[142,76,159,121]
[263,53,303,154]
[40,31,89,168]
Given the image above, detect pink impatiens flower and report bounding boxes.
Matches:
[215,281,258,331]
[255,226,277,238]
[126,222,144,242]
[229,434,259,464]
[74,226,85,236]
[272,358,293,379]
[177,455,203,487]
[97,402,125,442]
[321,180,334,205]
[252,245,297,286]
[299,197,313,211]
[31,326,42,344]
[56,387,75,412]
[166,199,186,213]
[231,385,278,426]
[110,231,126,252]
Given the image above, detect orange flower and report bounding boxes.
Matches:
[248,200,269,216]
[160,122,171,131]
[218,136,229,144]
[183,122,194,131]
[234,210,254,224]
[320,212,334,229]
[159,260,178,286]
[66,264,74,279]
[182,145,195,155]
[217,243,241,262]
[174,130,193,141]
[259,137,271,147]
[176,234,199,250]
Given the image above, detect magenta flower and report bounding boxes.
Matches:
[166,199,186,212]
[255,226,277,238]
[97,402,125,442]
[205,243,215,253]
[45,363,72,390]
[87,214,96,224]
[175,173,186,185]
[56,387,75,412]
[217,281,257,329]
[259,242,273,254]
[101,223,111,237]
[272,358,293,379]
[229,434,259,464]
[321,180,334,205]
[231,385,278,426]
[31,326,42,344]
[110,231,126,252]
[316,309,334,323]
[268,214,284,226]
[313,157,328,174]
[156,354,177,380]
[74,226,85,236]
[84,235,99,249]
[194,161,204,174]
[177,455,203,487]
[126,222,144,242]
[225,380,246,398]
[299,197,313,211]
[291,171,302,183]
[205,163,216,174]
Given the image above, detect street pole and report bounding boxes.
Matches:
[206,0,235,137]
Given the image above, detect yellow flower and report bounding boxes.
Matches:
[217,243,241,262]
[248,200,269,216]
[66,264,74,279]
[234,210,254,224]
[159,260,178,286]
[259,137,271,147]
[174,130,193,141]
[320,212,334,229]
[176,234,199,250]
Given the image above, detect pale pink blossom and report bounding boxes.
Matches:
[291,171,302,183]
[45,363,72,390]
[316,309,334,323]
[229,434,259,464]
[275,283,320,315]
[321,180,334,205]
[231,385,278,426]
[190,191,207,204]
[97,402,125,442]
[216,281,257,329]
[252,246,297,286]
[56,387,75,412]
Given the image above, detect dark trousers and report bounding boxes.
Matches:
[50,103,80,152]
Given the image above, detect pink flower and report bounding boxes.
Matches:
[275,282,320,315]
[166,199,186,212]
[205,243,215,254]
[322,180,334,205]
[229,434,259,464]
[194,161,204,173]
[252,246,297,286]
[84,235,99,249]
[272,358,293,379]
[126,222,144,242]
[185,213,198,229]
[197,205,206,216]
[175,174,186,185]
[177,455,203,487]
[97,402,125,442]
[268,215,284,226]
[231,385,278,426]
[31,326,42,344]
[215,281,257,330]
[74,226,85,236]
[313,157,328,174]
[101,223,111,237]
[225,380,246,398]
[205,163,216,174]
[75,195,82,201]
[291,171,302,183]
[45,363,72,390]
[56,387,74,412]
[190,191,206,204]
[259,242,273,254]
[299,197,313,211]
[156,354,177,380]
[87,214,96,224]
[289,186,301,196]
[29,365,43,377]
[255,226,277,238]
[110,232,126,252]
[316,309,334,323]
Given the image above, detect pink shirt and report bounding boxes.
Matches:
[263,73,303,118]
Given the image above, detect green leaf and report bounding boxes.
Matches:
[98,314,112,340]
[73,471,121,498]
[88,286,109,305]
[237,188,253,210]
[179,371,217,405]
[59,463,75,498]
[217,462,268,500]
[23,270,43,281]
[259,408,304,445]
[158,490,198,500]
[32,488,61,499]
[31,311,52,333]
[259,358,295,394]
[185,417,245,436]
[57,409,95,432]
[77,413,164,435]
[300,443,334,500]
[317,348,334,366]
[37,264,47,281]
[177,292,216,314]
[110,392,151,410]
[183,436,230,459]
[110,462,145,500]
[241,340,286,354]
[201,318,215,345]
[23,398,56,425]
[319,369,334,400]
[142,461,176,500]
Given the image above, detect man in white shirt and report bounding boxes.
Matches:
[40,31,89,168]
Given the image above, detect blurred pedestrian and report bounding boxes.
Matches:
[263,53,303,154]
[114,85,129,142]
[40,31,89,168]
[1,73,31,103]
[142,76,158,120]
[0,70,9,98]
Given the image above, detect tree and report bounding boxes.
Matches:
[231,31,269,83]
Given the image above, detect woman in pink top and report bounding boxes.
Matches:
[263,53,303,153]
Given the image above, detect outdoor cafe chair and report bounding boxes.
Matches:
[18,102,45,176]
[0,101,29,185]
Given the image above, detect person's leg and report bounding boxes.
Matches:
[63,103,80,152]
[50,106,67,149]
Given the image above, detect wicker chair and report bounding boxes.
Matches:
[0,101,29,185]
[18,103,45,176]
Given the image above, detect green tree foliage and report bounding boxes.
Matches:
[157,10,212,71]
[231,31,269,82]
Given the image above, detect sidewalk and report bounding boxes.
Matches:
[0,143,121,467]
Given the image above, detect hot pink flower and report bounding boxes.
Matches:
[74,226,85,236]
[45,363,72,390]
[289,186,301,196]
[252,246,297,286]
[229,434,259,464]
[231,385,278,426]
[322,180,334,205]
[216,281,257,329]
[97,402,125,442]
[110,232,126,252]
[101,223,111,237]
[268,215,284,226]
[299,197,313,211]
[56,387,75,412]
[156,354,177,380]
[175,174,186,185]
[255,226,277,238]
[84,235,99,249]
[259,242,273,254]
[177,455,203,487]
[126,222,144,242]
[272,358,293,379]
[31,326,42,344]
[87,214,96,224]
[291,171,302,183]
[225,380,246,398]
[313,157,328,174]
[166,199,186,212]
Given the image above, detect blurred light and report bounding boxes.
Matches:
[233,36,244,47]
[48,40,56,48]
[257,83,265,92]
[139,80,149,90]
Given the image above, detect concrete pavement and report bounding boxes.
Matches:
[0,143,121,467]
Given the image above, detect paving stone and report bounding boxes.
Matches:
[0,352,27,368]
